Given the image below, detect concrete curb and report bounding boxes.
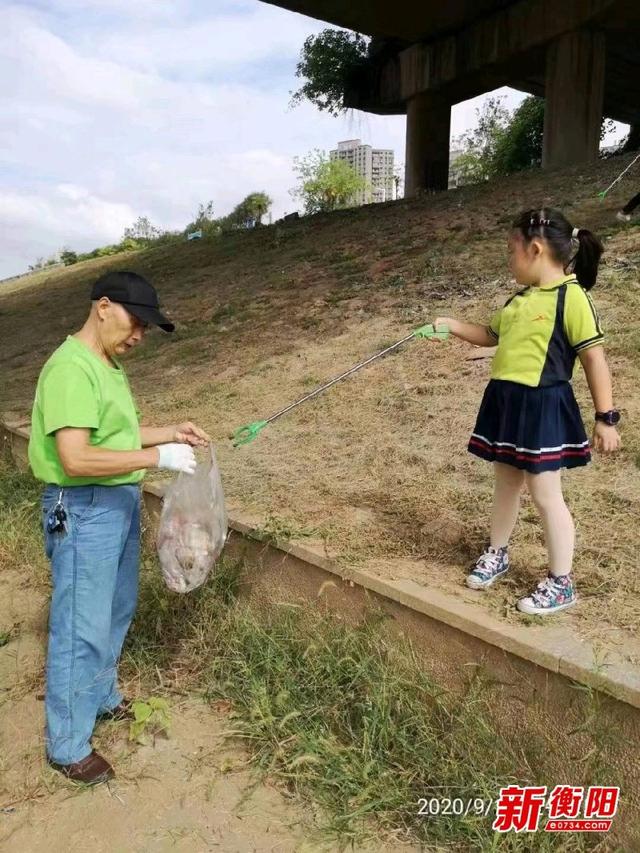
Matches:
[3,418,640,711]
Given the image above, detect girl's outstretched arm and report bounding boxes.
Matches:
[433,317,497,347]
[578,345,621,453]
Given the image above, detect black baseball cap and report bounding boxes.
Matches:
[90,271,175,332]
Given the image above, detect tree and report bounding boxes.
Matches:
[184,200,219,237]
[242,192,272,226]
[60,247,78,266]
[393,164,404,200]
[290,29,369,116]
[291,150,369,214]
[221,192,274,231]
[29,253,59,271]
[492,96,545,175]
[453,96,512,184]
[455,95,619,186]
[123,215,160,243]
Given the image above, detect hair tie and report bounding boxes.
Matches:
[572,227,580,238]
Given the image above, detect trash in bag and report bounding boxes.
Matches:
[157,442,228,593]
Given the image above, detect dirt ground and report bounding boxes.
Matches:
[0,564,414,852]
[1,153,639,655]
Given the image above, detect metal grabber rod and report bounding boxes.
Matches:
[231,322,449,446]
[597,151,640,199]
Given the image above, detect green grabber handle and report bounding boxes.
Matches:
[232,420,268,447]
[413,323,450,340]
[597,190,608,200]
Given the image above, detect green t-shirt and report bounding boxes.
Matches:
[28,335,144,486]
[487,275,604,387]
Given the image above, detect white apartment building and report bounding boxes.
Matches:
[330,139,395,206]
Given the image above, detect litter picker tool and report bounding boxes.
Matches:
[232,322,449,446]
[597,151,640,199]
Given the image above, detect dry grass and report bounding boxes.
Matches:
[3,462,621,849]
[2,154,640,650]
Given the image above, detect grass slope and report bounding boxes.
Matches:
[2,154,640,648]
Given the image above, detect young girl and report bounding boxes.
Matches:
[433,208,621,615]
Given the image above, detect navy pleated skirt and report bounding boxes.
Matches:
[468,380,591,473]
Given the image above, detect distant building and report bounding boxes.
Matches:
[330,140,465,199]
[330,139,395,206]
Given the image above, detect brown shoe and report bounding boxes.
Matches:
[49,751,114,785]
[97,699,134,722]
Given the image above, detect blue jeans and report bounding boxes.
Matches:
[42,483,141,765]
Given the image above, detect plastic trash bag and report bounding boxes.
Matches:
[157,443,228,593]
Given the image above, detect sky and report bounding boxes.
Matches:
[0,1,628,279]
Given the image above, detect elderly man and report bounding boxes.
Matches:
[28,270,208,785]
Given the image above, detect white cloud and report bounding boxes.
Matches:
[2,7,169,110]
[0,2,628,280]
[0,3,365,275]
[27,0,183,20]
[92,5,322,76]
[57,183,90,201]
[0,185,137,271]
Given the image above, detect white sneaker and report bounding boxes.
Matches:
[466,546,509,590]
[517,574,577,616]
[616,211,631,223]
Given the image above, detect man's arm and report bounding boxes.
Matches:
[140,422,209,448]
[140,426,175,447]
[56,428,158,478]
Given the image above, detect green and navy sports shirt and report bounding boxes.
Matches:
[487,275,604,387]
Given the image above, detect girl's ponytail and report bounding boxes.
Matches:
[513,208,604,291]
[572,228,604,291]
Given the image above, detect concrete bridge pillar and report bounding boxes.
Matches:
[542,29,606,170]
[404,92,451,197]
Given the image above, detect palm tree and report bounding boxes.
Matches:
[244,192,273,225]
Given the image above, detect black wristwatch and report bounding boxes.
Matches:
[595,409,621,426]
